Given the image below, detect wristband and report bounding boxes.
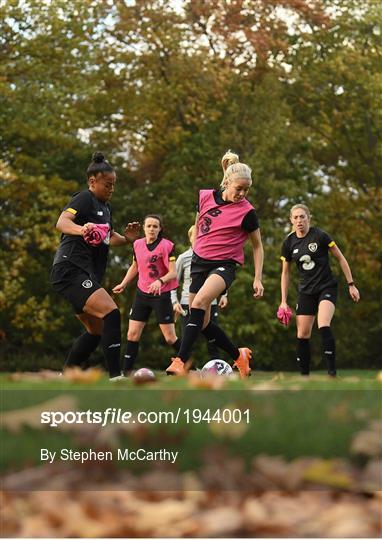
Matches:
[348,281,355,287]
[158,278,164,285]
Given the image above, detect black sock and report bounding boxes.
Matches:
[319,326,336,375]
[65,332,101,369]
[201,321,239,360]
[206,338,220,360]
[297,338,311,375]
[124,340,139,371]
[171,338,181,353]
[102,309,121,377]
[177,308,205,361]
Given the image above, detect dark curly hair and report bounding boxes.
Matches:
[86,152,114,179]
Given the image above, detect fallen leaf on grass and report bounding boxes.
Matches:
[303,374,333,382]
[187,371,227,389]
[19,514,60,538]
[200,449,247,490]
[63,367,103,383]
[359,459,382,492]
[251,491,319,535]
[342,376,361,383]
[132,499,197,536]
[242,498,270,529]
[198,507,243,537]
[181,473,206,502]
[209,419,248,439]
[208,404,248,439]
[2,481,382,537]
[251,381,281,391]
[354,407,370,420]
[303,459,353,489]
[252,455,313,490]
[271,372,285,381]
[7,370,62,382]
[137,469,183,492]
[301,500,379,538]
[351,419,382,457]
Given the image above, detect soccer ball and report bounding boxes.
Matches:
[132,368,156,384]
[201,359,233,376]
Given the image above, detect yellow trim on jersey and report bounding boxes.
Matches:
[169,256,176,261]
[280,256,286,261]
[66,207,77,215]
[328,241,335,247]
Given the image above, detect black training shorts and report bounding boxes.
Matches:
[296,286,338,316]
[189,261,237,295]
[129,289,174,324]
[51,263,102,314]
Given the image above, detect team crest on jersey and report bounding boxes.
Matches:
[82,279,93,289]
[308,243,318,252]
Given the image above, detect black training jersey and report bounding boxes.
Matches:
[52,190,112,281]
[281,227,337,294]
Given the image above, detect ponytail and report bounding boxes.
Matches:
[220,149,252,188]
[221,150,239,174]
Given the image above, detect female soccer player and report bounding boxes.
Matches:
[113,215,180,372]
[166,150,264,377]
[171,225,228,361]
[51,152,140,380]
[279,204,360,376]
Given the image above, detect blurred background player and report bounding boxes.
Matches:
[171,225,229,362]
[279,203,360,376]
[113,214,180,373]
[166,150,264,377]
[51,152,140,380]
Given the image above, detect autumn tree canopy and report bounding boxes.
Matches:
[1,0,381,369]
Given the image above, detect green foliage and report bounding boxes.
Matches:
[0,161,78,348]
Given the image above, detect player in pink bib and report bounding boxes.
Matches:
[166,150,264,378]
[113,215,180,372]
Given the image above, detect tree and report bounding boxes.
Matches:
[1,0,380,370]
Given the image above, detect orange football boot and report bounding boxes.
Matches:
[166,357,186,376]
[232,347,252,378]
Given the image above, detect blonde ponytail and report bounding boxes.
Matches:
[220,149,252,188]
[188,225,195,244]
[221,150,239,174]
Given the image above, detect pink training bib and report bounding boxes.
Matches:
[83,223,110,246]
[194,190,254,264]
[134,237,178,294]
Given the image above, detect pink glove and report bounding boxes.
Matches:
[84,223,110,246]
[277,306,293,326]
